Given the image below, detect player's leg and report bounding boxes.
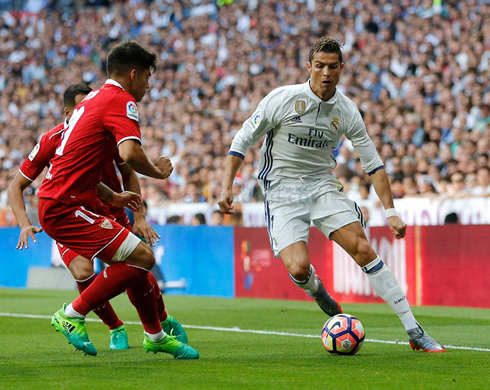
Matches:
[63,234,198,358]
[116,210,187,341]
[330,221,446,352]
[65,252,129,350]
[51,244,126,352]
[62,246,124,329]
[41,200,157,356]
[280,242,342,316]
[145,271,189,343]
[51,238,153,356]
[146,272,167,322]
[117,211,189,344]
[68,238,161,335]
[65,239,155,318]
[265,186,341,317]
[117,239,198,358]
[42,200,196,358]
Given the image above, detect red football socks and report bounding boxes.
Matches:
[148,272,168,322]
[126,273,161,334]
[72,262,148,316]
[76,273,123,330]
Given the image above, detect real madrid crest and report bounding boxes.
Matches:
[295,100,306,115]
[330,117,340,131]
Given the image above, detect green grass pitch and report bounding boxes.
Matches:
[1,288,489,389]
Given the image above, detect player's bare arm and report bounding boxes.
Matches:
[118,162,161,246]
[369,168,406,239]
[96,182,142,211]
[118,139,172,180]
[7,172,43,249]
[218,154,244,214]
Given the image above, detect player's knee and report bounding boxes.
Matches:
[353,240,376,267]
[69,257,94,280]
[137,243,155,270]
[122,241,155,270]
[288,262,310,281]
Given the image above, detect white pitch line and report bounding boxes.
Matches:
[1,312,489,352]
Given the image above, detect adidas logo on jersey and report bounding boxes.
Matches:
[100,219,113,230]
[291,116,302,123]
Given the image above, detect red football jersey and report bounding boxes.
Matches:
[101,155,126,217]
[38,80,141,207]
[19,122,65,181]
[102,155,125,194]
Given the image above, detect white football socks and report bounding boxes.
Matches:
[145,330,165,342]
[362,256,418,331]
[64,303,85,319]
[289,264,320,294]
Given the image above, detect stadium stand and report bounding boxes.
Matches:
[0,0,489,225]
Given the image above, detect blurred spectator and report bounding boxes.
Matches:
[210,209,224,226]
[444,212,460,225]
[192,212,207,226]
[416,175,438,198]
[391,179,405,199]
[470,167,490,196]
[167,215,183,224]
[182,183,206,203]
[0,0,489,227]
[447,171,471,198]
[227,211,243,227]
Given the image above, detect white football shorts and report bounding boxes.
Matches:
[263,176,365,257]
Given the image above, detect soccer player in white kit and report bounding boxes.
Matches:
[219,37,445,353]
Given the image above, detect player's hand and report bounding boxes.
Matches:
[134,216,161,247]
[16,225,43,250]
[155,156,173,179]
[113,191,142,211]
[218,189,235,214]
[388,216,406,239]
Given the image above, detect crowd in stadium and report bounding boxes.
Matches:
[0,0,489,225]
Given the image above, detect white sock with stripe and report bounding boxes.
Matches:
[289,265,320,294]
[362,256,418,331]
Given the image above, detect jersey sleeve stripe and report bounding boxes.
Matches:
[48,128,65,139]
[117,136,142,146]
[19,169,34,182]
[228,151,245,159]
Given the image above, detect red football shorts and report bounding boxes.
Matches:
[39,198,129,261]
[56,242,79,267]
[110,207,133,232]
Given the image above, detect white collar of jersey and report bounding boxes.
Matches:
[304,80,338,105]
[105,79,125,90]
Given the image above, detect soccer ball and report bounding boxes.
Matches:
[321,314,365,355]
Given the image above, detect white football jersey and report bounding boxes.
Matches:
[229,81,384,189]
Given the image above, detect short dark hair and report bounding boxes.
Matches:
[107,41,158,76]
[309,37,343,64]
[167,215,182,224]
[63,84,92,108]
[194,213,207,225]
[444,212,459,225]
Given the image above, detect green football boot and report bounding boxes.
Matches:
[161,315,189,344]
[143,334,199,359]
[51,304,97,356]
[109,325,130,350]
